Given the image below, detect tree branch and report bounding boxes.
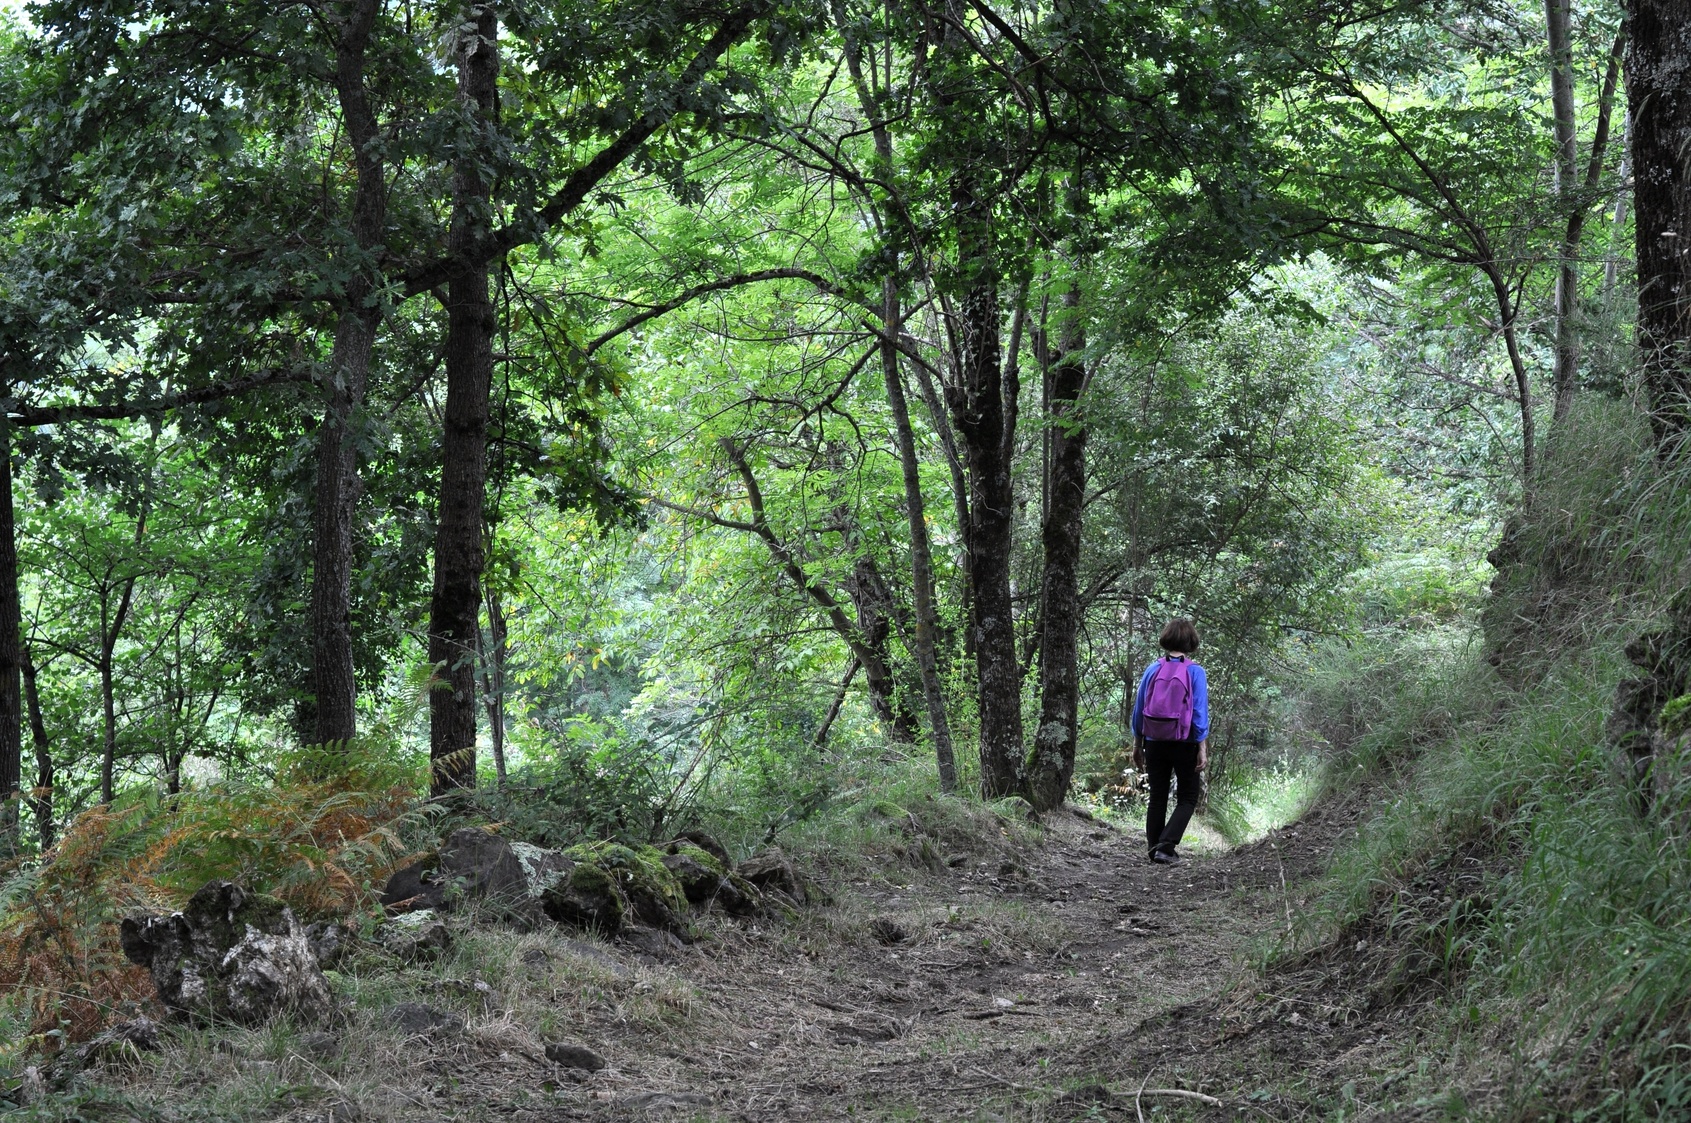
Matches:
[587,268,867,355]
[7,368,312,427]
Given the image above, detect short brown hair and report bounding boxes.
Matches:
[1159,618,1200,653]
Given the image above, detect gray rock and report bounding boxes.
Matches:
[387,1002,464,1037]
[305,920,354,968]
[427,829,577,926]
[619,925,686,963]
[738,850,808,905]
[375,909,453,961]
[540,861,627,934]
[670,830,731,868]
[119,881,334,1026]
[544,1041,608,1071]
[294,1030,342,1061]
[380,855,447,913]
[75,1016,161,1066]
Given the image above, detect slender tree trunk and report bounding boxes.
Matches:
[881,281,959,790]
[480,585,508,788]
[910,345,973,650]
[1627,0,1691,446]
[0,418,20,851]
[310,0,390,746]
[813,657,860,748]
[99,646,116,804]
[97,515,141,804]
[844,556,921,744]
[1605,119,1632,300]
[832,8,959,789]
[1027,282,1088,812]
[1484,268,1538,485]
[1547,0,1581,423]
[22,648,51,851]
[429,2,499,796]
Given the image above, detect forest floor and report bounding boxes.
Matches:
[77,786,1468,1123]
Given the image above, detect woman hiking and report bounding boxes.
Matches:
[1131,618,1210,866]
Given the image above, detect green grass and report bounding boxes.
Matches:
[1205,755,1324,847]
[1286,626,1691,1119]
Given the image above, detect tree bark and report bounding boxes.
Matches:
[480,585,509,788]
[880,281,959,789]
[844,555,921,744]
[0,418,19,852]
[1627,0,1691,446]
[946,190,1024,798]
[1547,0,1580,422]
[98,556,138,805]
[1026,282,1088,812]
[429,1,499,796]
[813,657,860,748]
[310,0,390,746]
[22,647,51,852]
[833,4,959,788]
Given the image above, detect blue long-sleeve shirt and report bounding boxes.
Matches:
[1131,656,1209,742]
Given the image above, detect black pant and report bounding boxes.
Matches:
[1145,740,1201,856]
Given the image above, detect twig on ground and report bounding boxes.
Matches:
[1277,844,1294,935]
[1139,1088,1225,1106]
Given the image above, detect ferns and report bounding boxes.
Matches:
[0,739,427,1048]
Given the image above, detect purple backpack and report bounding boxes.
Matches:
[1142,658,1194,742]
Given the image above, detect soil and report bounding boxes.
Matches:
[62,792,1450,1123]
[390,792,1426,1122]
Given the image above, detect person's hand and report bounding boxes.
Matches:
[1197,740,1209,772]
[1132,737,1145,771]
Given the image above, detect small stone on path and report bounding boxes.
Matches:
[545,1041,608,1071]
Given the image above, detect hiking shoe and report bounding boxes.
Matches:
[1149,849,1180,865]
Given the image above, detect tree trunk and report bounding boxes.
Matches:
[429,2,499,796]
[880,280,959,790]
[1027,283,1088,812]
[946,187,1024,798]
[844,555,921,744]
[0,418,19,852]
[97,515,142,804]
[1547,0,1581,423]
[480,585,508,788]
[813,657,860,748]
[22,647,51,852]
[310,0,390,746]
[1627,0,1691,445]
[832,7,959,789]
[910,314,973,650]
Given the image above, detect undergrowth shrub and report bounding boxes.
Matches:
[1300,625,1490,769]
[0,740,424,1049]
[1292,625,1691,1118]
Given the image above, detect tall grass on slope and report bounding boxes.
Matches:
[1297,635,1691,1117]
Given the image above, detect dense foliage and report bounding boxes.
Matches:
[7,0,1691,1110]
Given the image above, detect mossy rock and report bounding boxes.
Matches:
[661,844,762,915]
[565,842,690,936]
[542,859,627,935]
[662,843,728,903]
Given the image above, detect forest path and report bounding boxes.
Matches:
[484,794,1383,1122]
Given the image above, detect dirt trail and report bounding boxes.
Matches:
[448,796,1387,1122]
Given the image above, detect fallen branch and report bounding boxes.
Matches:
[1138,1088,1224,1106]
